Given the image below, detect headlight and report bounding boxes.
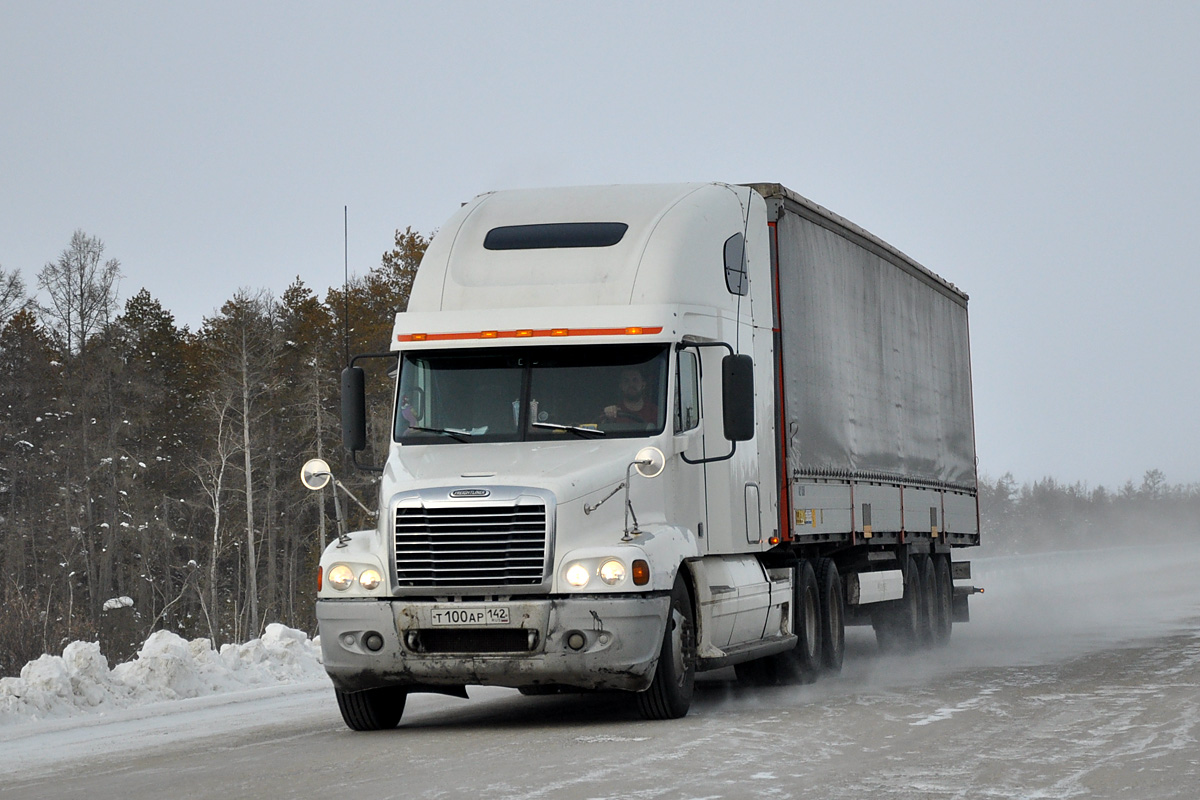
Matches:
[565,563,590,588]
[598,559,626,585]
[328,564,355,591]
[359,568,382,591]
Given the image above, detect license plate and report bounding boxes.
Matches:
[430,606,510,627]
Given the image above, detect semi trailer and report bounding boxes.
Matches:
[308,182,981,730]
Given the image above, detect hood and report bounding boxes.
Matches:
[381,439,653,506]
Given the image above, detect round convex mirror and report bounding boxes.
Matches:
[633,446,666,479]
[300,458,333,491]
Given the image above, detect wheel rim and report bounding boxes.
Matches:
[668,607,686,686]
[830,589,843,651]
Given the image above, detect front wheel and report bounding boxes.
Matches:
[636,574,696,720]
[335,686,407,731]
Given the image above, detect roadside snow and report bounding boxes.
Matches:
[0,623,325,725]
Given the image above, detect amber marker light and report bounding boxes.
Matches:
[411,333,427,341]
[516,329,534,337]
[480,330,499,339]
[632,559,650,586]
[625,326,644,335]
[317,566,323,591]
[551,328,569,336]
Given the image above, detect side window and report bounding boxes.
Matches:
[674,350,700,433]
[724,232,748,296]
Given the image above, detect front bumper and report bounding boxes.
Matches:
[316,593,670,693]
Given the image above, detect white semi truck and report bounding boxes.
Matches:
[309,182,981,730]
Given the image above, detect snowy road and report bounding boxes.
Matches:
[4,543,1199,800]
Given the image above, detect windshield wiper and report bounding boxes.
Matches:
[406,425,475,443]
[532,422,606,438]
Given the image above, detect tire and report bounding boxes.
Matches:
[931,554,953,645]
[872,557,922,652]
[815,558,845,673]
[915,554,936,647]
[785,560,822,683]
[734,560,823,686]
[637,574,696,720]
[335,686,407,731]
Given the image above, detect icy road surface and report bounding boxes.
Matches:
[3,543,1199,800]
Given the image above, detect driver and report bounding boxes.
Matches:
[398,392,420,433]
[603,367,658,424]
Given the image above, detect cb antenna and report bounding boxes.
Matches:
[343,205,350,366]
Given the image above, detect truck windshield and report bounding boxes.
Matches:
[395,344,669,444]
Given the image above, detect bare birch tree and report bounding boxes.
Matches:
[202,289,281,637]
[36,230,122,354]
[0,265,29,326]
[189,391,239,646]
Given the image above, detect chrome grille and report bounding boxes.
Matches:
[394,500,548,588]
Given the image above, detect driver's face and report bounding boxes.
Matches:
[620,370,645,399]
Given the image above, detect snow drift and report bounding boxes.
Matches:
[0,623,325,724]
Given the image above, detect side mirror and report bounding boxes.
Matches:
[341,366,367,452]
[300,458,333,490]
[721,354,754,442]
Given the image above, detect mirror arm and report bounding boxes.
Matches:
[333,477,378,518]
[622,459,649,541]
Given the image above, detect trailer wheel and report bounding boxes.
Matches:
[815,558,845,672]
[915,554,936,647]
[636,574,696,720]
[335,686,407,731]
[932,555,953,645]
[873,556,922,652]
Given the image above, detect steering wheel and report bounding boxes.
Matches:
[597,408,645,428]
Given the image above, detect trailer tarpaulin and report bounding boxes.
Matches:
[773,205,976,488]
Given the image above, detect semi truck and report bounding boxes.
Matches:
[308,182,981,730]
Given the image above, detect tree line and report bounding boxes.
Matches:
[0,228,428,676]
[978,468,1200,555]
[3,230,1198,676]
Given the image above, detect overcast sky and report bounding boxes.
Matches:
[2,1,1197,489]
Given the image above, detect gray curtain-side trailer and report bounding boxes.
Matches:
[749,183,980,625]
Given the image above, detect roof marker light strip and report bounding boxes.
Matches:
[398,326,663,343]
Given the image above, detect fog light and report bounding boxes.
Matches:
[566,632,586,651]
[565,563,590,588]
[598,559,626,585]
[328,564,354,591]
[359,568,382,590]
[363,632,384,652]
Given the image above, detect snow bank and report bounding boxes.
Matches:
[0,624,325,725]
